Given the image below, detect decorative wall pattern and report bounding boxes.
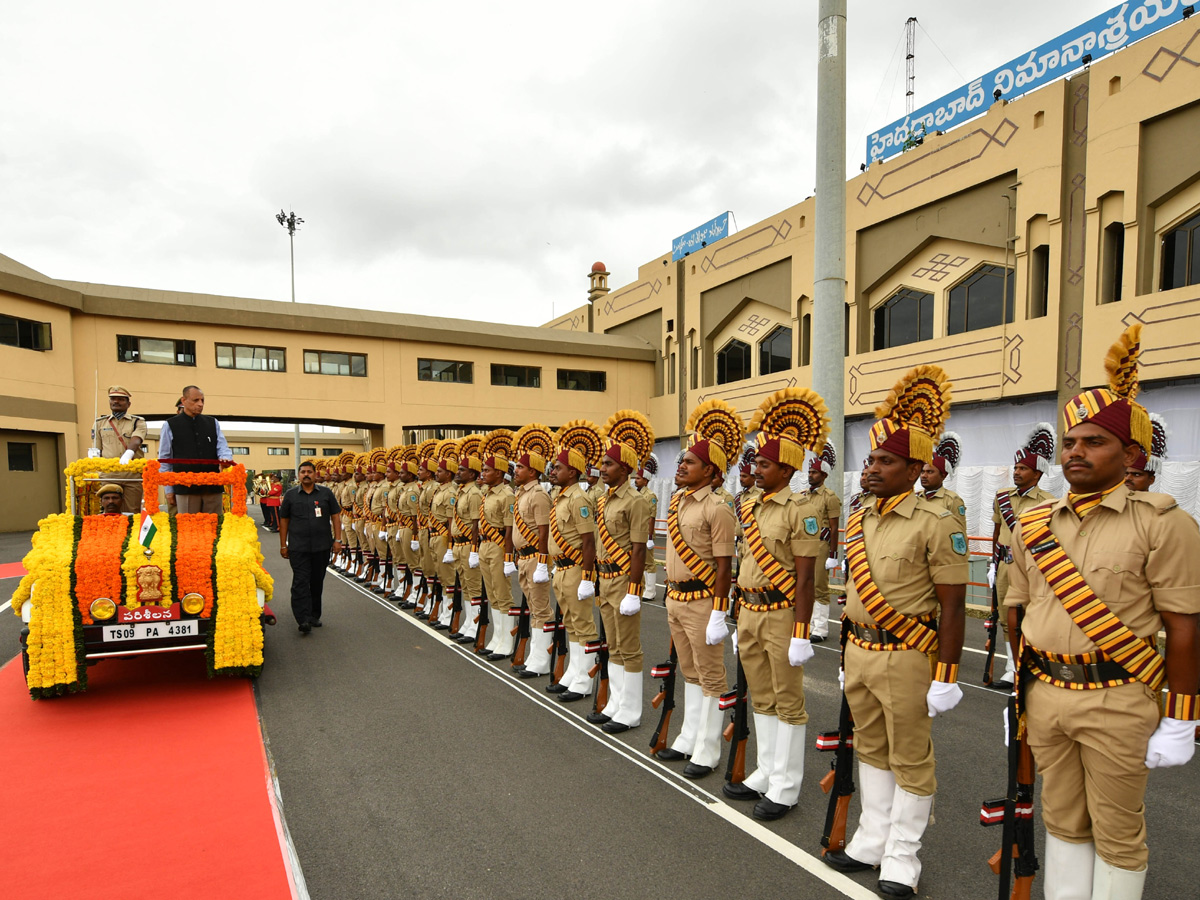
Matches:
[1143,24,1200,82]
[911,253,969,282]
[697,220,793,273]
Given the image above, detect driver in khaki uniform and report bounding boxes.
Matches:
[90,385,147,514]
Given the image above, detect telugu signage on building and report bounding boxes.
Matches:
[866,0,1189,165]
[672,212,730,261]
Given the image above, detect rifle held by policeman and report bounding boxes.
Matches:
[648,641,678,756]
[981,694,1039,900]
[547,608,568,682]
[586,618,610,719]
[982,543,1002,685]
[510,597,530,668]
[720,652,750,784]
[473,581,490,654]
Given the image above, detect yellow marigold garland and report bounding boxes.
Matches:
[64,458,147,514]
[121,512,174,610]
[210,514,272,675]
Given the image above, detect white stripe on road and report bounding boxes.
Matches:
[329,570,879,900]
[0,601,11,615]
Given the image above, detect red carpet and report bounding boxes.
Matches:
[0,561,27,579]
[0,652,297,900]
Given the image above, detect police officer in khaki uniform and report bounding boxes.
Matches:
[919,431,967,530]
[90,385,148,514]
[96,483,127,516]
[546,421,603,700]
[723,388,827,822]
[414,448,440,616]
[479,431,517,660]
[652,400,739,779]
[1124,413,1168,493]
[824,366,968,900]
[449,442,484,643]
[392,450,422,604]
[1006,326,1200,900]
[806,441,842,644]
[634,454,660,601]
[511,424,556,677]
[988,424,1057,688]
[429,441,460,630]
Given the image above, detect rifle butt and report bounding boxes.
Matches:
[595,683,607,714]
[553,653,566,681]
[649,708,672,755]
[1011,875,1034,900]
[822,796,850,855]
[729,743,745,784]
[513,638,528,668]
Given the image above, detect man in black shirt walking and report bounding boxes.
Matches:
[279,460,343,634]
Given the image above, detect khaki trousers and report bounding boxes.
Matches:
[666,597,726,697]
[431,533,455,585]
[453,543,483,600]
[344,518,359,550]
[420,529,436,579]
[552,564,597,643]
[478,541,513,611]
[121,482,144,515]
[397,526,419,572]
[598,574,643,673]
[1024,678,1157,870]
[844,641,935,796]
[738,606,807,725]
[175,492,223,514]
[997,561,1013,637]
[814,541,831,607]
[518,556,554,627]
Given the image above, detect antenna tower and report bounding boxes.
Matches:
[905,16,917,114]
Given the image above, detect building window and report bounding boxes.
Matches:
[229,446,250,456]
[668,352,676,394]
[322,448,343,456]
[217,343,286,372]
[1100,225,1125,304]
[491,364,541,388]
[267,447,290,456]
[716,339,751,385]
[7,442,35,471]
[0,314,52,351]
[759,326,792,375]
[557,369,607,392]
[304,350,367,377]
[117,335,196,366]
[947,264,1014,335]
[691,346,699,389]
[800,314,812,366]
[1161,211,1200,291]
[418,358,473,383]
[873,288,933,350]
[1029,245,1050,319]
[300,447,316,456]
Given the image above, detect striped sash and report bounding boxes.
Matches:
[513,503,539,549]
[597,493,632,573]
[428,515,449,539]
[479,516,504,545]
[549,501,583,565]
[667,491,716,591]
[844,507,940,654]
[737,495,796,598]
[1017,504,1165,691]
[997,490,1019,534]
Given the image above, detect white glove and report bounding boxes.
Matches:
[119,449,135,465]
[987,562,997,589]
[1145,717,1197,768]
[731,629,738,655]
[468,551,480,568]
[646,538,655,550]
[926,680,964,717]
[1003,703,1011,747]
[824,557,839,571]
[788,637,814,667]
[533,562,550,584]
[577,579,595,601]
[87,447,101,458]
[838,668,845,692]
[442,549,454,564]
[410,540,420,551]
[379,530,387,541]
[503,561,517,577]
[619,593,641,616]
[705,609,729,645]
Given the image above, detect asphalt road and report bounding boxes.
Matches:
[3,509,1198,899]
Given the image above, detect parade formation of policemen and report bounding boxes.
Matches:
[299,324,1196,900]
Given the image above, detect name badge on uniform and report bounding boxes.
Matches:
[315,505,323,517]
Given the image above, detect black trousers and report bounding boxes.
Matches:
[289,549,330,625]
[263,506,278,528]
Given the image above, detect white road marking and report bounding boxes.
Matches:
[329,570,879,900]
[0,601,12,615]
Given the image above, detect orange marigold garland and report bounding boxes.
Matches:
[74,515,131,624]
[141,460,248,516]
[174,513,219,617]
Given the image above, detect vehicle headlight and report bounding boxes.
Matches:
[181,593,205,615]
[90,597,117,620]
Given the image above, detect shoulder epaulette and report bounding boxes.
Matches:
[1129,491,1178,513]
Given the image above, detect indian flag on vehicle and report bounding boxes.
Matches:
[138,512,158,548]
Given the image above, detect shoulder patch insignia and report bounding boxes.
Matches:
[450,497,456,506]
[411,494,418,502]
[958,505,966,516]
[804,516,819,535]
[951,532,967,555]
[580,506,589,518]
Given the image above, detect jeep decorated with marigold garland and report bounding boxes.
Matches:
[9,458,274,699]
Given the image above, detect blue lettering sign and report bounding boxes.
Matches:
[672,212,731,261]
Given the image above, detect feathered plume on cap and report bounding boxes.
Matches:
[930,431,962,477]
[749,387,831,470]
[639,452,659,480]
[1014,423,1055,475]
[398,445,420,476]
[555,420,604,475]
[514,423,555,475]
[458,434,483,473]
[738,445,756,475]
[415,439,438,473]
[809,440,837,475]
[685,398,745,473]
[353,452,369,475]
[369,447,388,474]
[1130,413,1169,474]
[868,365,953,463]
[384,444,405,473]
[604,409,655,471]
[435,438,460,474]
[1062,324,1152,454]
[335,450,356,476]
[481,429,513,472]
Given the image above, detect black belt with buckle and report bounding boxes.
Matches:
[515,545,538,559]
[598,561,627,575]
[1028,651,1132,685]
[667,579,709,593]
[553,556,578,569]
[848,619,937,646]
[740,589,789,605]
[451,536,470,545]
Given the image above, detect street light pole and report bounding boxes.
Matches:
[276,209,305,480]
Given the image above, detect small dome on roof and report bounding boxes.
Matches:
[591,261,607,273]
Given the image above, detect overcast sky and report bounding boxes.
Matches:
[3,1,1114,327]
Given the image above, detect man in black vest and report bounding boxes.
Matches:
[159,385,232,514]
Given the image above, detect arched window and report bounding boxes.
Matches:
[759,326,792,375]
[873,288,933,350]
[1161,211,1200,291]
[716,339,751,384]
[947,264,1014,335]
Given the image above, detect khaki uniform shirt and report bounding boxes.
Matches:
[586,481,606,511]
[365,481,383,522]
[452,483,482,539]
[844,493,969,624]
[419,479,438,531]
[665,485,737,581]
[92,413,148,458]
[923,486,966,530]
[514,480,551,551]
[597,479,651,562]
[397,481,421,527]
[713,486,736,510]
[992,485,1057,548]
[481,483,515,542]
[431,482,457,530]
[1005,488,1200,655]
[374,479,395,524]
[642,488,659,523]
[737,487,826,591]
[734,487,762,540]
[811,484,842,543]
[550,483,595,558]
